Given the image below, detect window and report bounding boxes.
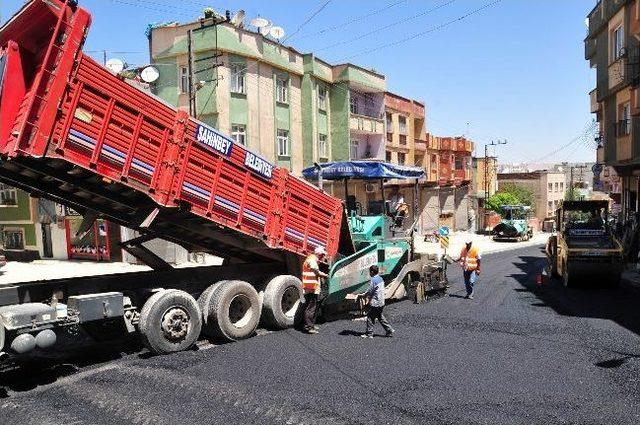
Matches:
[554,182,559,192]
[619,102,631,136]
[399,135,407,145]
[318,133,328,159]
[180,66,189,94]
[350,140,359,159]
[0,184,17,206]
[398,152,406,165]
[231,124,246,146]
[230,63,246,94]
[350,95,358,114]
[560,182,564,192]
[277,129,289,157]
[386,151,392,162]
[548,183,553,192]
[548,201,553,213]
[317,86,327,111]
[613,25,625,60]
[2,228,24,250]
[276,75,288,103]
[386,133,393,143]
[386,113,393,132]
[455,156,463,170]
[398,116,407,135]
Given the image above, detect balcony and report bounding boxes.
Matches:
[585,37,597,61]
[415,139,427,151]
[617,136,633,161]
[454,168,472,183]
[440,138,453,151]
[349,114,385,135]
[609,57,627,90]
[587,2,604,38]
[590,88,600,113]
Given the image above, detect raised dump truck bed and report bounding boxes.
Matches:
[0,0,347,264]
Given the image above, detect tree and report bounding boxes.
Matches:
[486,183,536,214]
[486,192,520,214]
[499,183,535,208]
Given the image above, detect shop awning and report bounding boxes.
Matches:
[302,161,425,181]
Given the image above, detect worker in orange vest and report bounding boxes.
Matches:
[301,246,328,334]
[458,239,481,300]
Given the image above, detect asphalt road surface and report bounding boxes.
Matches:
[2,244,640,425]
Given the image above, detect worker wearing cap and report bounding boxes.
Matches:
[458,239,481,299]
[301,246,328,334]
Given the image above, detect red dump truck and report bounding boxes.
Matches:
[0,0,355,359]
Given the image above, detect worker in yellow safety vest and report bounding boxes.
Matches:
[458,239,481,300]
[301,246,328,334]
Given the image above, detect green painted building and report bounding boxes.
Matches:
[0,183,39,258]
[149,16,387,175]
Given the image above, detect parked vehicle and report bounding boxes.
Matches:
[546,200,623,287]
[492,205,533,242]
[0,0,445,364]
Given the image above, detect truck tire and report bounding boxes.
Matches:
[139,289,202,355]
[205,280,260,341]
[197,280,229,334]
[261,275,302,330]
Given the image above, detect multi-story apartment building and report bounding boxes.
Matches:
[384,92,426,167]
[497,171,566,222]
[585,0,640,218]
[149,17,386,176]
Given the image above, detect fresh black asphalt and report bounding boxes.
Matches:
[2,244,640,424]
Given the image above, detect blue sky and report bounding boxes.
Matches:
[1,0,597,163]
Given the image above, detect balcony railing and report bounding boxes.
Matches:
[585,37,596,61]
[590,88,599,113]
[587,2,604,38]
[415,139,427,151]
[349,114,385,135]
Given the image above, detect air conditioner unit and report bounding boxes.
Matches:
[365,183,375,193]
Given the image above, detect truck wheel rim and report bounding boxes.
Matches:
[161,307,190,341]
[281,286,300,318]
[229,294,253,328]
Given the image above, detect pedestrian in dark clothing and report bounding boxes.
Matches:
[357,265,394,338]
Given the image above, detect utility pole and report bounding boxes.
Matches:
[569,164,588,200]
[187,15,227,117]
[483,140,507,229]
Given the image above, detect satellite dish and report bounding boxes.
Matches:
[230,10,245,27]
[269,26,285,40]
[105,58,125,74]
[251,17,269,28]
[140,66,160,83]
[259,21,272,36]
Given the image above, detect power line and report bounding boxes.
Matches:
[292,0,409,41]
[315,0,456,53]
[338,0,502,61]
[282,0,333,42]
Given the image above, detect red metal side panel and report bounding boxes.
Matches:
[50,54,177,201]
[171,119,285,245]
[279,175,343,258]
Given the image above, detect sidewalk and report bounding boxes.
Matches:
[414,231,549,257]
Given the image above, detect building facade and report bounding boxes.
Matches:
[497,171,566,221]
[150,19,386,175]
[586,0,640,219]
